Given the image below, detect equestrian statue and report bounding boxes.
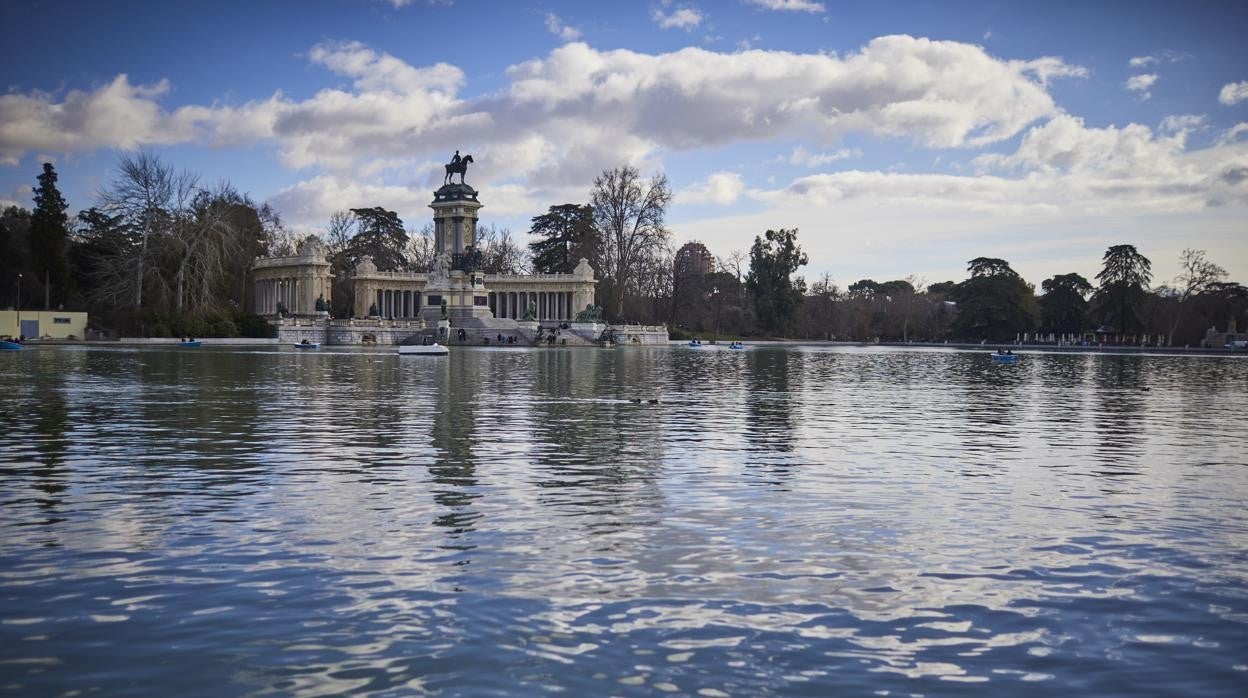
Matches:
[444,150,474,185]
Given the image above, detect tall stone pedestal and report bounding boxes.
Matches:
[423,182,496,326]
[420,270,494,325]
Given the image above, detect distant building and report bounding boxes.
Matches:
[674,241,715,278]
[1202,317,1248,348]
[0,310,88,340]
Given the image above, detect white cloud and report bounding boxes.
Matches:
[1219,81,1248,106]
[1125,73,1158,99]
[0,36,1084,175]
[0,36,1093,229]
[1218,122,1248,146]
[788,145,860,167]
[544,13,582,42]
[1127,50,1188,68]
[505,36,1081,150]
[1159,114,1205,134]
[1015,56,1088,87]
[746,0,825,13]
[677,171,744,204]
[269,174,540,228]
[652,5,704,30]
[0,75,206,165]
[692,118,1248,284]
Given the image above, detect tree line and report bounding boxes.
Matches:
[663,244,1245,347]
[522,168,1244,346]
[3,155,284,337]
[4,154,1243,344]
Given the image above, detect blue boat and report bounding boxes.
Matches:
[991,352,1019,363]
[687,340,704,348]
[176,340,202,348]
[293,342,320,349]
[728,341,745,350]
[1,340,23,352]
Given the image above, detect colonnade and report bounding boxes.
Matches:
[487,290,576,322]
[256,277,303,315]
[373,289,423,318]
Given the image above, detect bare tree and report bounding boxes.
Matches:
[324,210,356,257]
[632,240,675,324]
[718,249,748,284]
[96,151,197,310]
[894,275,925,342]
[476,224,530,274]
[1165,248,1227,344]
[591,166,672,319]
[405,223,437,272]
[168,183,253,314]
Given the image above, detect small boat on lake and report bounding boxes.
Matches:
[687,340,704,348]
[728,341,745,350]
[1,340,23,352]
[293,341,320,349]
[991,352,1019,363]
[175,340,202,348]
[399,342,449,356]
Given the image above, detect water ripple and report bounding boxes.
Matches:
[1,345,1246,695]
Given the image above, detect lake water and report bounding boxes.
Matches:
[1,345,1246,696]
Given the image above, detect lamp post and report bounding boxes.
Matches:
[15,273,22,340]
[712,285,721,341]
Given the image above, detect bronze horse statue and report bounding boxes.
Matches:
[444,154,474,185]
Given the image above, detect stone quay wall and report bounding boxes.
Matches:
[273,318,668,347]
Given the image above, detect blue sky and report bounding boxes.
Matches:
[2,0,1246,287]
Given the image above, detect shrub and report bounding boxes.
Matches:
[233,312,276,338]
[207,315,239,338]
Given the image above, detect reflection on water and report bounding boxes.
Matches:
[1,345,1247,696]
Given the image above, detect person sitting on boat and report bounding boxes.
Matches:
[301,339,311,345]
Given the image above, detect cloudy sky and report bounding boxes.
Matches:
[1,0,1245,287]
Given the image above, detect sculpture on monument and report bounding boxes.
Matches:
[575,304,604,323]
[315,295,328,312]
[443,150,474,186]
[521,301,537,321]
[430,252,451,285]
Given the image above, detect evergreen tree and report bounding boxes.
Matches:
[950,257,1037,340]
[29,163,71,305]
[1,206,32,308]
[1093,244,1152,334]
[1039,273,1093,335]
[528,204,596,274]
[345,207,408,271]
[746,228,808,336]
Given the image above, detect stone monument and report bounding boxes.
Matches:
[421,151,494,325]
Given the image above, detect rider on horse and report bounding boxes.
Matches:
[444,150,472,185]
